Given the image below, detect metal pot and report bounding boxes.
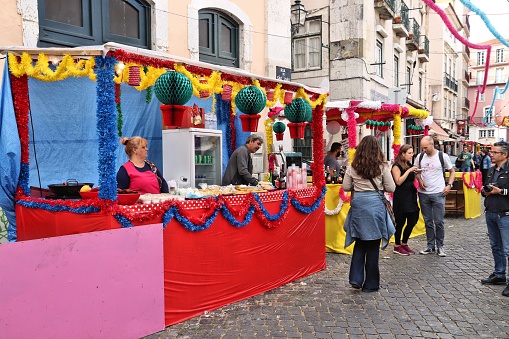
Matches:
[47,179,94,197]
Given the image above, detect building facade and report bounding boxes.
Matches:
[0,0,292,80]
[291,0,431,158]
[468,38,509,145]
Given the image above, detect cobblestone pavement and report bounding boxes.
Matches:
[149,214,509,338]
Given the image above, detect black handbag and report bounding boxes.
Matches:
[368,178,396,225]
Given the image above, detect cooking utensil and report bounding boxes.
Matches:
[47,179,94,197]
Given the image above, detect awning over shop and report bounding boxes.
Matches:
[429,121,452,141]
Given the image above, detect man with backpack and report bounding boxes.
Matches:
[415,136,456,257]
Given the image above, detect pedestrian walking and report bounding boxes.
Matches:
[481,149,492,185]
[480,142,509,297]
[415,136,455,257]
[391,144,420,255]
[342,136,395,292]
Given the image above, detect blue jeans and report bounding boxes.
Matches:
[485,211,509,281]
[418,192,446,249]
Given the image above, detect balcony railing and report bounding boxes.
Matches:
[374,0,396,20]
[464,45,470,58]
[406,18,420,51]
[462,97,470,110]
[419,35,429,55]
[401,1,410,31]
[463,70,470,83]
[444,73,458,92]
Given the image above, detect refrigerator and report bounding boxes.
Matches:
[162,128,223,188]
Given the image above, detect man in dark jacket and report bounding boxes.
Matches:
[481,142,509,297]
[222,134,263,186]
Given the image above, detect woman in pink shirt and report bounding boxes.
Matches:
[116,136,168,194]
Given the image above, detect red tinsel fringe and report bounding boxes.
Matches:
[115,83,121,104]
[108,50,175,70]
[10,74,30,165]
[311,104,326,192]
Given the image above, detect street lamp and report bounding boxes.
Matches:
[290,0,307,34]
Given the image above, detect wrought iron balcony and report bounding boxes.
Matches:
[464,45,470,58]
[418,35,429,62]
[393,1,410,37]
[374,0,396,20]
[462,97,470,110]
[462,70,470,84]
[444,73,458,92]
[406,18,420,51]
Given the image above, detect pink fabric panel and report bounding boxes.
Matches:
[0,224,165,339]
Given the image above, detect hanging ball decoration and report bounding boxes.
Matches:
[154,71,193,105]
[272,121,286,134]
[234,86,267,115]
[326,120,341,135]
[285,98,307,123]
[303,100,313,122]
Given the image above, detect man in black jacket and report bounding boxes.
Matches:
[481,141,509,297]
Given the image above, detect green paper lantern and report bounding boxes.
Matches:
[303,100,313,122]
[272,121,286,134]
[234,86,266,114]
[285,98,307,123]
[154,71,193,105]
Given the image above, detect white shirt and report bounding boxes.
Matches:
[418,151,453,194]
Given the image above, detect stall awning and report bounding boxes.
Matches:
[429,122,452,141]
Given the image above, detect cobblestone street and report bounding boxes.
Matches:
[150,214,509,338]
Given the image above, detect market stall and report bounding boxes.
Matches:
[0,43,328,332]
[323,100,431,252]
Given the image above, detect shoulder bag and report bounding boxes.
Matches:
[368,178,396,225]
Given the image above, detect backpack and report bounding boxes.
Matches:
[455,157,462,169]
[417,151,447,184]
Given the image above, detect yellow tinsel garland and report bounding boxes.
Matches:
[8,53,96,81]
[264,118,274,155]
[392,108,402,146]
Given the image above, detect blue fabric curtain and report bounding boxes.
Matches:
[0,58,21,241]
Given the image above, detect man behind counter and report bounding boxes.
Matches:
[324,142,342,172]
[222,134,263,186]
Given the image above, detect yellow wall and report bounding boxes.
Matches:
[0,1,23,81]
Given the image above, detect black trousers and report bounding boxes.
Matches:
[394,210,420,245]
[349,239,381,291]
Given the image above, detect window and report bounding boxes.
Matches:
[477,51,485,66]
[394,55,399,86]
[479,93,485,102]
[38,0,151,48]
[199,10,239,67]
[375,39,383,77]
[418,77,422,100]
[479,130,486,138]
[293,124,313,161]
[448,99,452,118]
[406,66,411,94]
[485,107,493,123]
[292,19,322,71]
[495,91,504,100]
[496,49,504,63]
[476,70,485,85]
[488,130,495,138]
[496,68,504,83]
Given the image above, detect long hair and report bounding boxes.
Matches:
[351,135,385,179]
[395,144,413,170]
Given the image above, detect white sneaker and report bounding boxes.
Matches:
[437,247,446,257]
